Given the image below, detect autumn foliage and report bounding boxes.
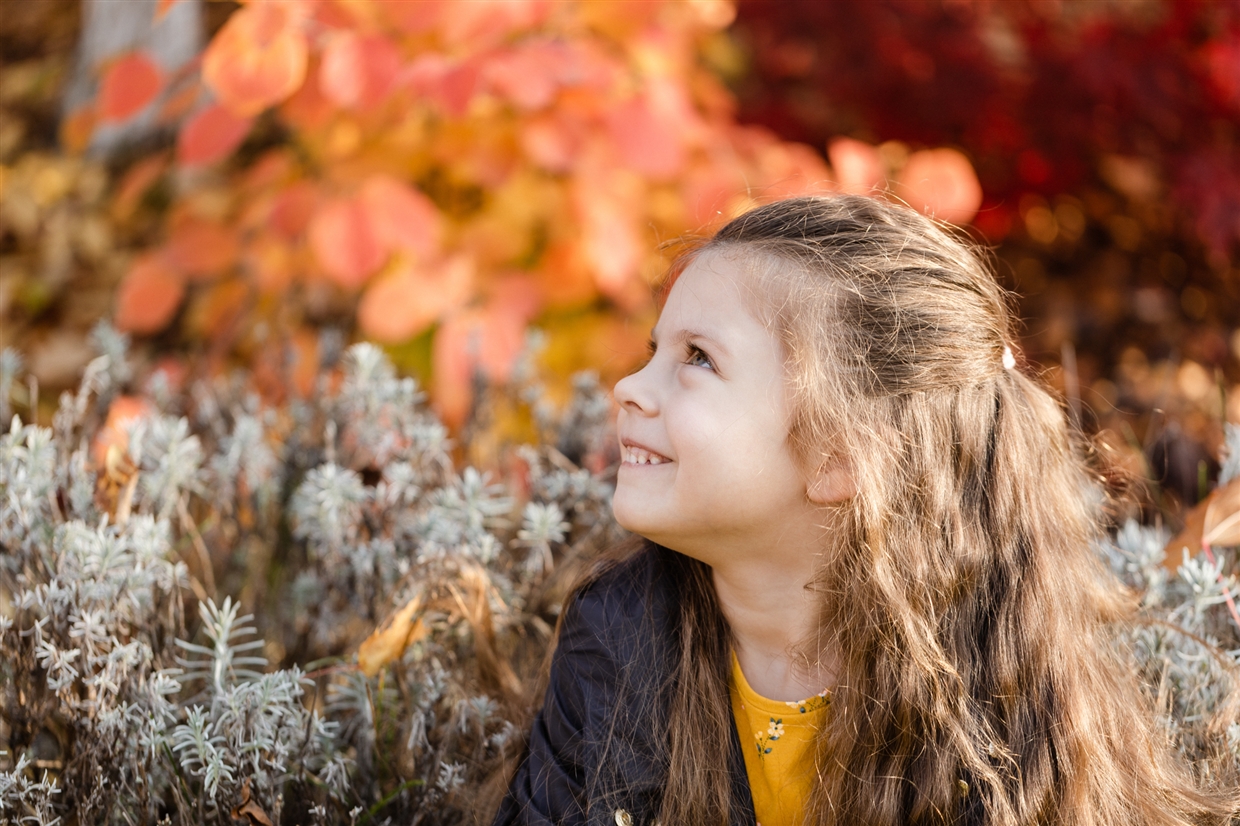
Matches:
[732,0,1240,256]
[65,0,985,425]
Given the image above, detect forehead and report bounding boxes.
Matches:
[654,252,780,347]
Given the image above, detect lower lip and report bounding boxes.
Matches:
[620,459,671,468]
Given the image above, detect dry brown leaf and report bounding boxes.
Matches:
[1203,476,1240,549]
[230,778,273,826]
[1165,495,1209,569]
[95,444,139,523]
[358,594,427,678]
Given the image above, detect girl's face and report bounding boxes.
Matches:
[613,252,829,564]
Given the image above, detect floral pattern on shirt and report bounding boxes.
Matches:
[754,717,785,758]
[785,688,830,715]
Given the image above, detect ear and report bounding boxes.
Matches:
[807,463,856,505]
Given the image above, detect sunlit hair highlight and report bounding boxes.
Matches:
[636,195,1238,825]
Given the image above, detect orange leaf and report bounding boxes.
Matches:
[230,778,274,826]
[155,0,184,20]
[377,0,444,35]
[897,148,983,226]
[60,105,97,154]
[489,273,542,323]
[177,103,253,167]
[360,176,442,257]
[433,300,529,427]
[157,82,202,125]
[202,1,309,117]
[163,218,239,280]
[574,174,641,298]
[188,278,250,339]
[289,328,320,398]
[537,242,594,308]
[681,164,744,231]
[319,31,402,111]
[91,395,153,467]
[278,62,335,130]
[358,595,427,677]
[112,155,169,222]
[308,196,386,289]
[828,138,884,195]
[520,113,581,173]
[247,237,295,295]
[99,51,163,122]
[358,255,472,343]
[1166,501,1209,569]
[115,254,186,334]
[1204,477,1240,548]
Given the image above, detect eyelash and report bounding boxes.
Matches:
[645,340,715,371]
[685,344,714,370]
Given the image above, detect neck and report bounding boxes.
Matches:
[711,540,835,702]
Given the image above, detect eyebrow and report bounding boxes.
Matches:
[648,327,731,359]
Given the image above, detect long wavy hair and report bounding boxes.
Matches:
[596,195,1238,826]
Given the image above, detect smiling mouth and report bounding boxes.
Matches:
[621,444,671,465]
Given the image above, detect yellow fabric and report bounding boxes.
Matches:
[728,652,829,826]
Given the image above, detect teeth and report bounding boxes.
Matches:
[623,446,667,465]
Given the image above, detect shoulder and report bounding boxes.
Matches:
[562,543,679,658]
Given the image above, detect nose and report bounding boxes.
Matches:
[613,363,657,416]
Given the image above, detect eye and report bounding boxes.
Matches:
[686,344,714,370]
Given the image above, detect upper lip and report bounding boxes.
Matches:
[620,438,672,462]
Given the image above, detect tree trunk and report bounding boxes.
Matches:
[62,0,203,158]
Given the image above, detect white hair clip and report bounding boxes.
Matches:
[1002,346,1016,370]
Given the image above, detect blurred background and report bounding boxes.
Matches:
[2,0,1238,503]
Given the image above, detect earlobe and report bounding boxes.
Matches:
[807,466,856,504]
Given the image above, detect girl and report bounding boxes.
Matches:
[493,195,1238,826]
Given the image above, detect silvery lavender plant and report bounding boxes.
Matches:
[4,325,1234,823]
[1,331,623,823]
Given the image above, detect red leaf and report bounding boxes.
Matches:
[115,254,186,334]
[308,196,386,289]
[486,40,575,111]
[162,219,239,280]
[897,148,983,226]
[268,181,318,240]
[319,31,402,111]
[405,54,481,118]
[202,1,309,117]
[360,176,442,257]
[606,83,692,180]
[99,52,163,122]
[177,104,253,167]
[438,0,552,49]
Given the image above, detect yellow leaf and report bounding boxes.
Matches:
[357,595,427,677]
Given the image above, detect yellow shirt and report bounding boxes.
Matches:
[728,652,830,826]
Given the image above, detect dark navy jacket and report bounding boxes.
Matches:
[493,545,757,826]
